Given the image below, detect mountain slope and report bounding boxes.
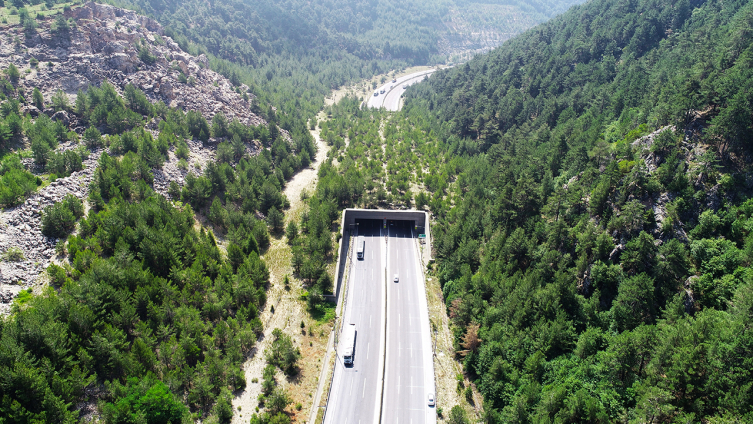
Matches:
[96,0,589,124]
[394,0,753,420]
[0,4,310,421]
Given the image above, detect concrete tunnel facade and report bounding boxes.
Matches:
[328,208,432,305]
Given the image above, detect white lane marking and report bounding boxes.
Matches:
[411,341,413,358]
[399,314,401,327]
[398,375,400,395]
[370,314,372,328]
[363,379,366,398]
[367,342,369,360]
[411,376,413,394]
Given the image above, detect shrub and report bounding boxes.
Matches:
[46,263,67,285]
[83,126,103,148]
[51,89,69,111]
[286,221,298,244]
[32,87,44,110]
[448,405,469,424]
[6,63,20,84]
[101,377,188,424]
[2,246,25,262]
[264,328,300,375]
[175,140,190,160]
[267,206,284,233]
[168,181,181,198]
[41,194,84,238]
[0,165,40,207]
[138,43,157,65]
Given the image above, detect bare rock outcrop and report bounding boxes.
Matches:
[0,2,265,128]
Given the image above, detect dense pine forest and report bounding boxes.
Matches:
[399,0,753,420]
[0,72,303,421]
[98,0,584,130]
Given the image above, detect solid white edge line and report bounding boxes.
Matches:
[412,226,436,424]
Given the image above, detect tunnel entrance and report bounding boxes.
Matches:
[353,218,418,238]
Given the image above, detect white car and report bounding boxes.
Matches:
[402,85,408,89]
[393,274,399,283]
[427,392,435,407]
[374,91,379,96]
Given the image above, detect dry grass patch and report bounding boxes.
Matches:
[0,2,75,26]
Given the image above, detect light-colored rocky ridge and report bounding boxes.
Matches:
[0,2,264,128]
[0,2,269,310]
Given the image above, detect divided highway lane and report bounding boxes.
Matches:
[367,69,436,111]
[382,220,436,424]
[324,221,385,424]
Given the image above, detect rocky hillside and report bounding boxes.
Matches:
[1,2,263,128]
[0,2,269,312]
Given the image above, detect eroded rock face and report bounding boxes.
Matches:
[0,2,271,309]
[0,2,265,128]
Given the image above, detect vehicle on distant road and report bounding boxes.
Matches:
[380,89,385,94]
[356,235,365,259]
[374,91,379,96]
[427,392,435,406]
[393,274,399,283]
[392,78,396,83]
[402,85,408,89]
[342,324,356,365]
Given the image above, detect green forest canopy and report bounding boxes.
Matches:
[96,0,586,131]
[393,0,753,420]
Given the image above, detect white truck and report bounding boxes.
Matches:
[342,324,356,365]
[356,235,365,259]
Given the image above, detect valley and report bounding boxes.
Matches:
[2,0,753,422]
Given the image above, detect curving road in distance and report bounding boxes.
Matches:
[367,69,436,111]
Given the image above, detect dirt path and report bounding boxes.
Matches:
[284,113,329,219]
[231,114,330,423]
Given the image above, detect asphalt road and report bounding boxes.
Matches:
[324,220,385,424]
[367,70,436,111]
[382,220,436,424]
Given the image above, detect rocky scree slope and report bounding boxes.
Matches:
[0,2,268,311]
[1,1,264,128]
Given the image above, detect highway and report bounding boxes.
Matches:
[382,220,436,424]
[324,218,435,424]
[324,220,385,424]
[367,70,436,111]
